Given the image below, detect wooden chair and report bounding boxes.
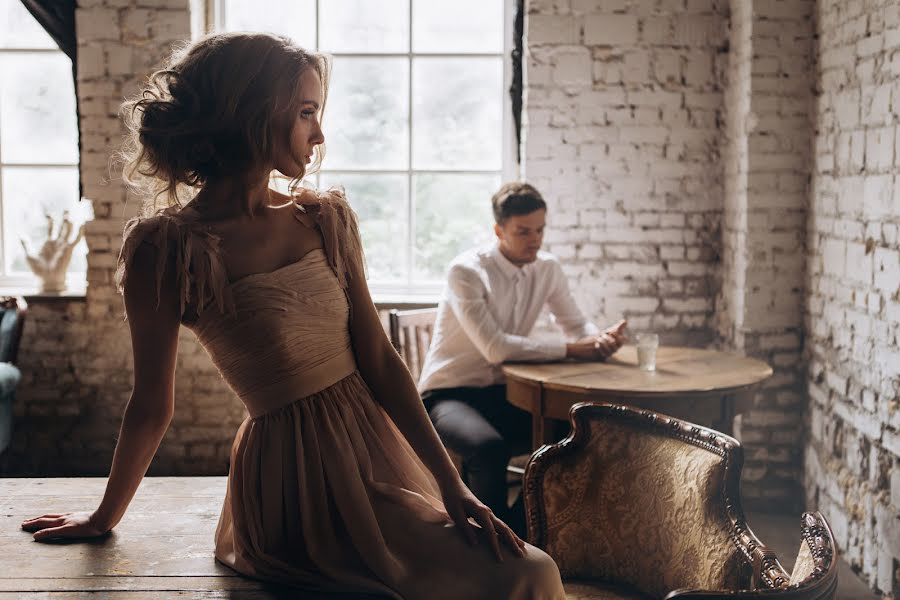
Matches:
[389,307,528,487]
[388,308,437,384]
[525,403,838,600]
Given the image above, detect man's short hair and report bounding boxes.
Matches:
[491,182,547,224]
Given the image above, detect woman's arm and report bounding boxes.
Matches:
[346,262,525,560]
[22,240,182,541]
[346,274,457,489]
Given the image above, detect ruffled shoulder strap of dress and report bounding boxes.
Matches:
[294,186,366,288]
[115,208,234,318]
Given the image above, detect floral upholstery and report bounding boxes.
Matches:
[538,418,743,598]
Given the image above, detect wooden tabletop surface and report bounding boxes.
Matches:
[502,345,773,397]
[0,477,359,599]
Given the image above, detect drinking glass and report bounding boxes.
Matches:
[636,333,659,372]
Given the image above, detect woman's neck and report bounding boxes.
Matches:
[193,172,272,218]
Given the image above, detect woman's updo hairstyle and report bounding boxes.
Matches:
[121,31,329,209]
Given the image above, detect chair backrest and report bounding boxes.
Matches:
[388,308,437,383]
[668,512,838,600]
[524,402,792,599]
[0,296,27,365]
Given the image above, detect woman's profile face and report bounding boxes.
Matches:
[275,68,325,179]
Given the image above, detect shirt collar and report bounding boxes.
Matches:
[490,243,532,280]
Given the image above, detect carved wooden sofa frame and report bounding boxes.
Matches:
[524,402,837,599]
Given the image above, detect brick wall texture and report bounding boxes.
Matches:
[1,0,898,593]
[2,0,244,477]
[806,0,900,593]
[523,0,815,511]
[525,0,727,346]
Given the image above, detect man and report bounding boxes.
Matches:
[418,182,627,535]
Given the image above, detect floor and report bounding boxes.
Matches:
[1,477,879,599]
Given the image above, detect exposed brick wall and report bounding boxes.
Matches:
[806,0,900,593]
[719,0,815,508]
[523,0,728,347]
[1,0,242,477]
[523,0,816,508]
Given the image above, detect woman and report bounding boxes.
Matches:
[21,32,565,599]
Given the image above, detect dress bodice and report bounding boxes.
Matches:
[115,188,364,416]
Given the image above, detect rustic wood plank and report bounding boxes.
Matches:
[0,593,285,599]
[0,592,384,599]
[1,493,222,517]
[3,512,217,538]
[2,534,233,578]
[0,577,263,592]
[0,477,226,498]
[1,478,393,598]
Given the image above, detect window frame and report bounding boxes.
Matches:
[0,40,83,294]
[210,0,518,301]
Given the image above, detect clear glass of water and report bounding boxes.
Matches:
[636,333,659,371]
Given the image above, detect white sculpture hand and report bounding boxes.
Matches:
[20,212,84,293]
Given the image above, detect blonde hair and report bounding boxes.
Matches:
[120,31,330,211]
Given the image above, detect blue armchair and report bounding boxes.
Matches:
[0,297,26,455]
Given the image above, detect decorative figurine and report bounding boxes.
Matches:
[20,212,85,294]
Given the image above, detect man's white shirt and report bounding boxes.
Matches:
[417,243,599,392]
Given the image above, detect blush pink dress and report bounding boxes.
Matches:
[116,188,565,600]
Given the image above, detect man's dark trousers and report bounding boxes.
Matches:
[421,384,532,535]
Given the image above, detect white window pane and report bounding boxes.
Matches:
[412,0,503,53]
[2,167,92,275]
[0,0,56,49]
[324,57,409,170]
[412,58,502,170]
[413,173,498,280]
[0,53,78,164]
[222,0,316,48]
[319,0,408,53]
[320,172,408,282]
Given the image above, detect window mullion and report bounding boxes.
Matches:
[314,0,320,50]
[407,0,415,293]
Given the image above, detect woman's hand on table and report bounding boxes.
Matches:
[21,511,111,542]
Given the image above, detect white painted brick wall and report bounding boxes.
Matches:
[524,0,726,346]
[523,0,817,514]
[807,0,900,592]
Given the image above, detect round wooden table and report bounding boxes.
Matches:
[502,345,773,450]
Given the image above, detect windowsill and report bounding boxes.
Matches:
[372,291,440,309]
[20,290,87,303]
[3,288,425,307]
[1,282,436,307]
[369,283,441,309]
[0,278,87,302]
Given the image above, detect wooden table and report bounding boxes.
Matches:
[0,477,350,599]
[503,345,773,450]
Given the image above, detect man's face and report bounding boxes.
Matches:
[494,209,546,265]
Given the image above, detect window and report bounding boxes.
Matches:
[215,0,514,297]
[0,1,89,292]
